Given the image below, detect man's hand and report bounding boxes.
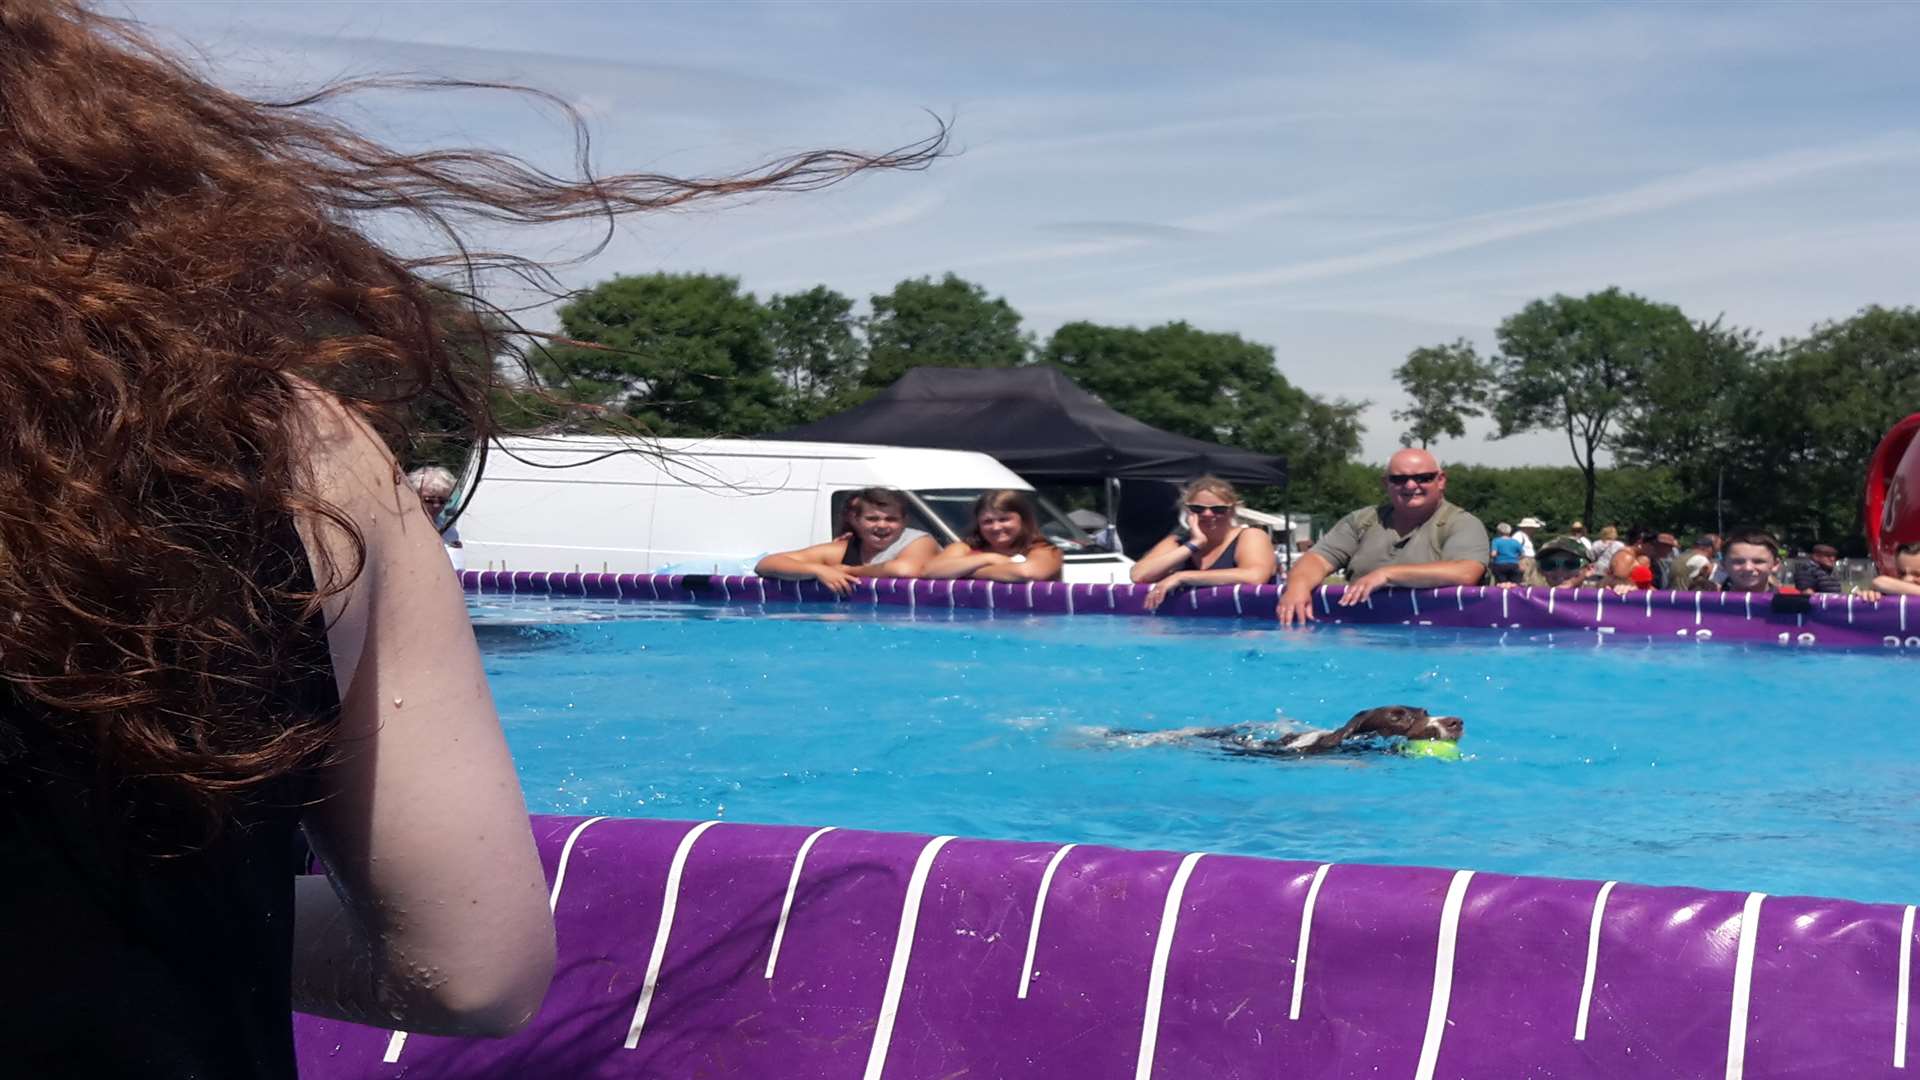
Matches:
[812,565,860,596]
[1143,571,1188,612]
[1275,585,1317,627]
[1338,568,1393,606]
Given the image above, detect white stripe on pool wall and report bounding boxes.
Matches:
[1574,880,1618,1040]
[1290,863,1334,1020]
[624,820,723,1050]
[1018,843,1079,999]
[1725,892,1767,1080]
[765,826,837,980]
[549,816,609,911]
[862,835,957,1080]
[1897,904,1915,1068]
[1413,870,1476,1080]
[1134,852,1206,1080]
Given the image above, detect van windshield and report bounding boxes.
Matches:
[911,489,1106,553]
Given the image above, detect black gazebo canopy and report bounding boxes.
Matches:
[773,366,1287,488]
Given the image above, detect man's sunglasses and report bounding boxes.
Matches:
[1186,503,1234,516]
[1386,471,1440,486]
[1540,558,1583,571]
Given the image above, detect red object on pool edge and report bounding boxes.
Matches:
[1865,412,1920,575]
[1629,564,1653,587]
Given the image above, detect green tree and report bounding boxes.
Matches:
[767,285,864,422]
[532,273,784,436]
[1041,319,1366,513]
[1489,287,1695,527]
[862,274,1030,389]
[1726,306,1920,546]
[1610,317,1764,534]
[1391,339,1492,448]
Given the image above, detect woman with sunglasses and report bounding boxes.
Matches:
[923,490,1064,582]
[1129,476,1278,612]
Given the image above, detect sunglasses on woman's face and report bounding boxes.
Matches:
[1386,471,1440,486]
[1186,503,1234,516]
[1540,558,1582,572]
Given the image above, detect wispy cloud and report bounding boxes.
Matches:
[1143,134,1920,298]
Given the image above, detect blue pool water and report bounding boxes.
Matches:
[473,595,1920,904]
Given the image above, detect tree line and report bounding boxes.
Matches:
[449,269,1916,553]
[525,271,1367,516]
[1393,289,1920,549]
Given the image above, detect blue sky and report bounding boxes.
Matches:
[132,1,1920,465]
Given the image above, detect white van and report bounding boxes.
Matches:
[451,436,1135,585]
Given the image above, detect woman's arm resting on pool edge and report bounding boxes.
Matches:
[290,389,554,1037]
[1130,532,1199,584]
[923,543,1011,579]
[971,544,1064,582]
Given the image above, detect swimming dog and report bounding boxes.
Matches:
[1107,705,1462,757]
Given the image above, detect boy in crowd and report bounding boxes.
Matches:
[1858,542,1920,601]
[1720,531,1783,593]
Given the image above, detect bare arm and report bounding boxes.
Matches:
[290,390,553,1037]
[923,542,1011,579]
[1337,558,1485,607]
[754,539,849,580]
[1130,533,1196,584]
[972,543,1064,582]
[844,535,941,579]
[1369,560,1488,588]
[755,539,860,595]
[1178,530,1278,587]
[1275,551,1338,627]
[1870,575,1920,596]
[1143,531,1278,611]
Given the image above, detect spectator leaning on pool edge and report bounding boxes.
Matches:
[1275,449,1490,627]
[1720,531,1784,593]
[754,487,939,596]
[923,489,1064,583]
[1129,476,1279,612]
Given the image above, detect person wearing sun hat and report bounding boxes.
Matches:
[1566,520,1593,559]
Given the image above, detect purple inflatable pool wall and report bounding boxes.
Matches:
[285,573,1920,1076]
[464,569,1920,650]
[297,816,1919,1079]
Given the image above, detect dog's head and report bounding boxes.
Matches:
[1354,705,1464,742]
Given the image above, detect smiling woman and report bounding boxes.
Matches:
[924,489,1064,582]
[1129,475,1278,612]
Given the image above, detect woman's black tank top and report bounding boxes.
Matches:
[1189,531,1243,571]
[0,516,338,1078]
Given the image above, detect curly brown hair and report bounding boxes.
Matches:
[0,0,942,839]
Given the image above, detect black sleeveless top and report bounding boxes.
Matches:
[1188,531,1243,571]
[0,517,338,1078]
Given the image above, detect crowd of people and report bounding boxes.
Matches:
[746,447,1920,621]
[1276,448,1920,625]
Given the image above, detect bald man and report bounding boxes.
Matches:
[1276,448,1490,627]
